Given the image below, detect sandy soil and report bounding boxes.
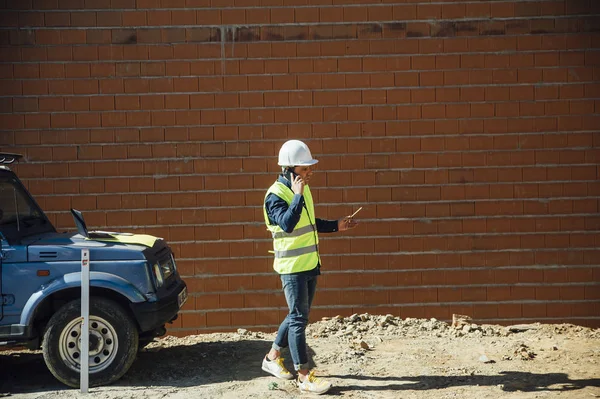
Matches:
[1,315,599,399]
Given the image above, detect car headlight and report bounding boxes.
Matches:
[153,263,164,288]
[160,256,174,280]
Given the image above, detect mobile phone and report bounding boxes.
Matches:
[285,168,298,181]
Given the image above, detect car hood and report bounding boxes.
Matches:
[24,232,156,262]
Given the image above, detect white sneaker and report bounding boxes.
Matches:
[297,371,332,395]
[262,356,294,380]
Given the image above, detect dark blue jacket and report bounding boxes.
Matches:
[265,174,339,275]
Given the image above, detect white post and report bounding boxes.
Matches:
[80,248,90,394]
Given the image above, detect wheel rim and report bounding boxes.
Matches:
[58,316,119,373]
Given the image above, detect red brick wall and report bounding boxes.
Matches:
[0,1,599,333]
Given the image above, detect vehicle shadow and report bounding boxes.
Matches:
[327,371,600,395]
[0,338,315,394]
[0,349,62,394]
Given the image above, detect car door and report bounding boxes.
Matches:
[0,237,29,328]
[0,176,34,328]
[0,238,3,322]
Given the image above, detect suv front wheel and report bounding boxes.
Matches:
[42,297,139,387]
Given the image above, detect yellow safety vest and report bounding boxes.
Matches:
[263,181,320,274]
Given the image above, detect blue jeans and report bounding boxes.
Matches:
[272,273,318,371]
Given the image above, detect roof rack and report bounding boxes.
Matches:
[0,153,23,165]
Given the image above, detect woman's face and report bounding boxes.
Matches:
[293,165,314,183]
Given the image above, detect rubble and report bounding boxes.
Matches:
[478,354,495,364]
[307,313,508,341]
[507,323,539,333]
[304,313,596,365]
[452,314,472,328]
[511,343,537,360]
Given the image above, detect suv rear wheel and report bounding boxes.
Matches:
[42,297,139,387]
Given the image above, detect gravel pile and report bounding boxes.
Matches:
[145,315,599,367]
[306,313,509,341]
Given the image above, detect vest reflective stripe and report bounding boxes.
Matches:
[274,244,318,258]
[264,181,320,274]
[271,224,315,239]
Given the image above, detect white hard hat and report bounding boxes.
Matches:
[277,140,319,167]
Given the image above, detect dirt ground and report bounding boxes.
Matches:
[1,314,599,399]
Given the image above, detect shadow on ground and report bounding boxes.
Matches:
[0,339,315,394]
[327,372,600,395]
[3,340,598,396]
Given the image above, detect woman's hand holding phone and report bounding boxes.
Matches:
[291,173,305,195]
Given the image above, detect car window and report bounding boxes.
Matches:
[0,176,42,225]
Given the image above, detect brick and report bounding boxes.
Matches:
[97,11,121,27]
[122,11,146,26]
[61,29,86,44]
[196,9,220,25]
[45,12,70,27]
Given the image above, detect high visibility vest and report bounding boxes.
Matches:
[263,181,320,274]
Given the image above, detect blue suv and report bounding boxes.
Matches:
[0,153,188,387]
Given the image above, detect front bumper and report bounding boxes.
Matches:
[130,279,187,332]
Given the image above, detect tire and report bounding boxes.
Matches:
[42,297,139,388]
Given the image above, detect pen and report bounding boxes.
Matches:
[349,207,363,218]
